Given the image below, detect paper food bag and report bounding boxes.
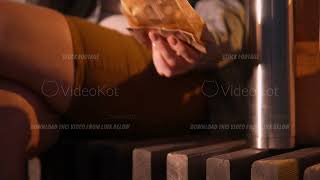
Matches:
[121,0,207,53]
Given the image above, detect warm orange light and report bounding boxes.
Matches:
[256,0,262,25]
[256,64,263,147]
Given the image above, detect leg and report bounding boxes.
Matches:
[62,16,210,137]
[0,1,74,113]
[0,79,60,180]
[0,2,73,179]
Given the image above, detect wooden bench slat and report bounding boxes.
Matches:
[206,148,274,180]
[28,158,41,180]
[133,142,198,180]
[74,137,199,180]
[167,140,247,180]
[74,136,219,180]
[133,137,229,180]
[251,148,320,180]
[304,163,320,180]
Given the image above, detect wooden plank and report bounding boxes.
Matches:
[167,140,247,180]
[133,143,194,180]
[304,163,320,180]
[74,138,183,180]
[206,149,276,180]
[133,137,229,180]
[28,158,41,180]
[74,135,220,180]
[251,148,320,180]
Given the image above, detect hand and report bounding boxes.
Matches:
[148,31,203,78]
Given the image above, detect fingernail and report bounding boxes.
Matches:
[152,43,156,48]
[149,32,159,42]
[169,36,178,45]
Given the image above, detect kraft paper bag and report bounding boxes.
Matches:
[121,0,207,53]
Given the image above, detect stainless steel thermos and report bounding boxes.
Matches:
[248,0,296,149]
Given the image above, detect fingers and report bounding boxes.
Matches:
[155,37,180,67]
[151,41,171,76]
[151,36,190,77]
[148,31,198,77]
[167,35,202,64]
[150,32,182,67]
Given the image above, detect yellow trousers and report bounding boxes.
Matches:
[63,16,212,137]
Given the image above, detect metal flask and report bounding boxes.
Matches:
[247,0,296,149]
